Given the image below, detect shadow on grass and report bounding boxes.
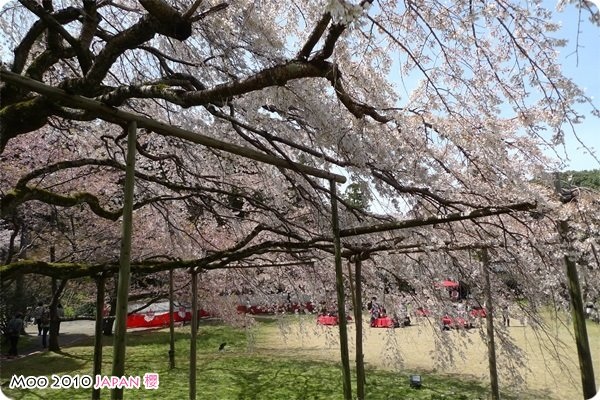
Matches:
[1,323,552,400]
[0,389,48,400]
[53,349,92,362]
[1,350,87,378]
[194,355,514,400]
[195,356,346,399]
[118,325,248,352]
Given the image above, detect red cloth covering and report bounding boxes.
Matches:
[415,307,431,316]
[441,315,470,329]
[317,315,338,325]
[470,307,487,318]
[372,316,394,328]
[126,308,210,329]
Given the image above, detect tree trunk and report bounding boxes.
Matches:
[92,275,106,400]
[14,224,27,331]
[168,268,176,369]
[15,272,26,334]
[111,122,137,400]
[48,282,67,352]
[330,180,352,400]
[481,248,500,400]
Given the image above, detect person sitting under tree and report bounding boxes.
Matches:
[367,296,381,326]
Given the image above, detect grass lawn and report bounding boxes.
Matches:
[0,319,528,400]
[256,313,600,400]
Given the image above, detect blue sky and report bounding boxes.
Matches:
[550,0,600,171]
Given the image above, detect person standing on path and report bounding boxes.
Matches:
[502,304,510,327]
[33,301,44,335]
[40,307,50,348]
[7,312,24,357]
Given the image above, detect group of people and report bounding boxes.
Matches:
[5,301,65,358]
[367,296,411,328]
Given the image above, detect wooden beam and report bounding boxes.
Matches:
[0,70,346,183]
[339,202,536,237]
[0,229,537,281]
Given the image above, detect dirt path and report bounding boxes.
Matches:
[255,314,600,400]
[1,320,95,362]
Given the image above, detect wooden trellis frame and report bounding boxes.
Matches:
[5,70,591,400]
[1,70,352,400]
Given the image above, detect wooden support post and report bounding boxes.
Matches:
[353,257,366,400]
[560,221,597,399]
[190,270,198,400]
[92,275,106,400]
[169,268,176,369]
[481,248,500,400]
[553,174,597,399]
[330,180,352,400]
[111,121,137,400]
[48,247,60,352]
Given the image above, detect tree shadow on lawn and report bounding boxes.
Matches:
[1,332,92,361]
[0,331,186,379]
[196,357,346,400]
[194,354,520,400]
[62,329,212,348]
[0,350,86,380]
[122,326,248,351]
[0,388,48,400]
[195,358,503,400]
[370,370,556,400]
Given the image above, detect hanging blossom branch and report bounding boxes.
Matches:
[0,155,331,237]
[0,200,539,280]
